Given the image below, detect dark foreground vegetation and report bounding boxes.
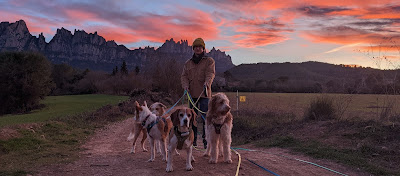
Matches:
[232,95,400,176]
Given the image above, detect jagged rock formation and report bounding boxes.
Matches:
[0,20,235,73]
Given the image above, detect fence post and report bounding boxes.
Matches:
[236,90,239,116]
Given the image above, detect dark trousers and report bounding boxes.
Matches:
[190,97,208,145]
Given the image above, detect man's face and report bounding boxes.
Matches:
[193,46,204,55]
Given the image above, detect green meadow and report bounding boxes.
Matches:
[0,94,129,175]
[0,94,129,127]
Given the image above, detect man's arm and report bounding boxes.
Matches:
[181,63,190,90]
[204,57,215,87]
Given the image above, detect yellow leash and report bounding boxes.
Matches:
[232,148,241,176]
[192,146,241,176]
[186,92,207,114]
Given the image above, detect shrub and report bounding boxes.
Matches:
[305,95,336,120]
[0,52,53,115]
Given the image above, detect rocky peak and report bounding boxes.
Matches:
[0,20,32,51]
[49,27,73,46]
[106,40,117,47]
[157,38,192,53]
[12,20,29,34]
[72,29,106,46]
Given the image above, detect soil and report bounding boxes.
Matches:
[35,118,370,176]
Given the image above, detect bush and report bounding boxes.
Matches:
[0,52,53,115]
[305,95,336,120]
[50,64,88,95]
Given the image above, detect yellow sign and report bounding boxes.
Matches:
[240,96,246,102]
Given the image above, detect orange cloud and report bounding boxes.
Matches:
[87,26,139,44]
[360,45,400,52]
[233,33,288,48]
[124,7,219,44]
[64,9,99,21]
[302,25,396,45]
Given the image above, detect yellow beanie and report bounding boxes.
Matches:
[192,38,205,49]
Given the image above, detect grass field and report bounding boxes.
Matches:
[1,92,399,175]
[224,92,400,175]
[0,94,129,127]
[224,92,400,121]
[0,94,131,175]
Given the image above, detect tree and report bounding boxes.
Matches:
[121,60,128,76]
[0,52,53,114]
[112,66,118,76]
[135,66,140,75]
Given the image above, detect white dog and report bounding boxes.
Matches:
[134,101,173,162]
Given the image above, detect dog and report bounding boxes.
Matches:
[149,102,167,154]
[204,93,233,164]
[127,102,170,154]
[127,103,149,154]
[134,101,173,162]
[166,106,197,172]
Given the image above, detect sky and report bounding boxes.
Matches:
[1,0,400,69]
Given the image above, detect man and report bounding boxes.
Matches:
[181,38,215,148]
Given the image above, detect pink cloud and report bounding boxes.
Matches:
[0,11,55,35]
[302,26,387,44]
[64,9,99,21]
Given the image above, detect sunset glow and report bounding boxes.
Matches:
[1,0,399,69]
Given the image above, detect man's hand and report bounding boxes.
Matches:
[203,82,208,87]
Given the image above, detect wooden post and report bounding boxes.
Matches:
[236,90,239,117]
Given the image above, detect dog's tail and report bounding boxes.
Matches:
[127,132,135,141]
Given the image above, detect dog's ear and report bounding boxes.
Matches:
[134,101,142,120]
[134,101,142,111]
[171,109,180,126]
[208,95,217,113]
[144,101,148,107]
[160,103,167,110]
[190,109,197,127]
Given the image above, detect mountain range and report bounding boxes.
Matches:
[2,20,399,94]
[0,20,235,73]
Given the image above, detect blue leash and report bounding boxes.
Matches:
[246,158,280,176]
[232,147,348,176]
[161,90,187,116]
[140,90,187,130]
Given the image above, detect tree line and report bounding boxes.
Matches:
[0,51,183,115]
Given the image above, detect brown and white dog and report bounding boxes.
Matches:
[127,104,148,154]
[134,101,173,162]
[149,102,167,154]
[204,93,233,164]
[166,106,197,172]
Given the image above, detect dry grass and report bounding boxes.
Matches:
[226,92,400,175]
[224,92,400,123]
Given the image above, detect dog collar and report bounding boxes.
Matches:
[212,123,223,134]
[174,126,192,150]
[141,114,151,127]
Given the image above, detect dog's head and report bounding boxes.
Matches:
[170,106,197,133]
[149,102,167,116]
[134,101,152,122]
[209,93,231,116]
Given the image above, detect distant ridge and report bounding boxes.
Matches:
[0,20,235,73]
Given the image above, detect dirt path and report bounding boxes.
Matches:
[36,119,369,176]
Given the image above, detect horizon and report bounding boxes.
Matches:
[1,0,399,69]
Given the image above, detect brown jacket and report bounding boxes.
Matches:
[181,56,215,98]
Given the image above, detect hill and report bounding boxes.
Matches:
[221,61,400,94]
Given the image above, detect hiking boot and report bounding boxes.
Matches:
[203,139,207,149]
